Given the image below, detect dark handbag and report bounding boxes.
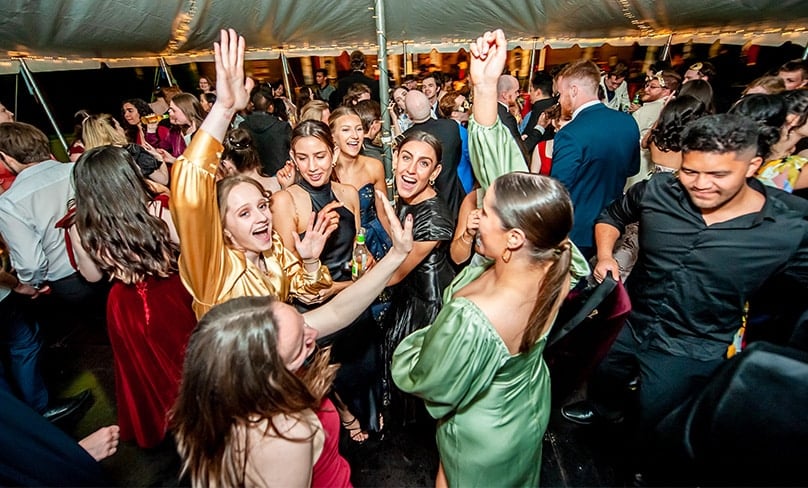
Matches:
[545,272,632,403]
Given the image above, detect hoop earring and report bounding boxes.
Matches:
[332,160,337,168]
[502,249,512,263]
[428,178,435,186]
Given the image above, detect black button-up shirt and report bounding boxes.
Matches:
[598,173,808,360]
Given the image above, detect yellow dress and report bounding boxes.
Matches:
[170,130,331,319]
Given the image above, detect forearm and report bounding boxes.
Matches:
[594,223,621,260]
[305,248,407,336]
[450,230,475,265]
[472,84,498,127]
[198,104,236,144]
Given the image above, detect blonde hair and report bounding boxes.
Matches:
[82,113,128,149]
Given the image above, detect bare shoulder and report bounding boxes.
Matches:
[359,155,386,183]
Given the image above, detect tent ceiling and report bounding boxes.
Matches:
[0,0,806,72]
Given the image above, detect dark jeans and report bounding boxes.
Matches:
[589,324,724,429]
[0,293,47,412]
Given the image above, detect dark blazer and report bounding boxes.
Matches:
[404,118,465,222]
[497,103,529,164]
[550,102,640,250]
[330,71,380,109]
[522,97,557,154]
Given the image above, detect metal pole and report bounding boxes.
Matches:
[660,34,673,62]
[280,52,296,124]
[803,42,808,60]
[159,57,174,87]
[528,38,537,76]
[375,0,393,183]
[17,59,68,154]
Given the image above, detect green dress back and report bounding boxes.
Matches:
[392,263,551,487]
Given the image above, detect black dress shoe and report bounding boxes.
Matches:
[561,401,600,425]
[42,389,92,423]
[561,400,623,425]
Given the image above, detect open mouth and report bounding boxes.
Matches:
[397,174,418,193]
[252,224,271,240]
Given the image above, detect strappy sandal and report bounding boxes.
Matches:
[341,416,368,444]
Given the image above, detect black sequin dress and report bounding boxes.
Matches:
[296,179,383,432]
[382,195,456,424]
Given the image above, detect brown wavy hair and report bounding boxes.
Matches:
[170,296,337,487]
[73,145,177,284]
[492,172,573,352]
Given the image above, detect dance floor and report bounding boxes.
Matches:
[45,317,623,487]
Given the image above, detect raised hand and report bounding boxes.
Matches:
[293,201,342,260]
[213,29,253,113]
[276,161,296,189]
[376,190,413,255]
[469,29,508,87]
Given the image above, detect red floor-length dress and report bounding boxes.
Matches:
[107,273,196,448]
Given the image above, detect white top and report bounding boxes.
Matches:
[0,160,75,285]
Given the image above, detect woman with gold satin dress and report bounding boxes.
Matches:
[170,29,413,341]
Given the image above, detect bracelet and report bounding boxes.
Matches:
[461,231,474,244]
[302,258,320,265]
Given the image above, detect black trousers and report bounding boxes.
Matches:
[0,387,107,486]
[589,324,724,429]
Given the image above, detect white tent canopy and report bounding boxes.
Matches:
[0,0,807,73]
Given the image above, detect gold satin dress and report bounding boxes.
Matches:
[170,130,331,319]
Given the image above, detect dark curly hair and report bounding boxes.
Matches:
[650,95,708,153]
[121,98,154,143]
[728,93,787,158]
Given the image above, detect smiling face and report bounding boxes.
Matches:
[122,103,140,126]
[678,149,761,213]
[223,181,274,254]
[168,100,189,125]
[274,302,319,372]
[198,77,211,92]
[291,135,335,187]
[604,74,625,91]
[395,139,441,204]
[331,114,364,158]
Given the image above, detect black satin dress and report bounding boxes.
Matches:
[382,195,456,425]
[296,179,383,432]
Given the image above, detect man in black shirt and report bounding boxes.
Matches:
[562,114,808,430]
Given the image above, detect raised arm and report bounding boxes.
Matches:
[467,30,527,192]
[304,191,412,336]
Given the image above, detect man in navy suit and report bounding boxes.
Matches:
[551,59,640,258]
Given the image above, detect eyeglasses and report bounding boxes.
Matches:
[456,100,471,113]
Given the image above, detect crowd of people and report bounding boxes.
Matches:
[0,23,807,487]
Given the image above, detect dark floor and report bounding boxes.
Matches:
[43,318,629,487]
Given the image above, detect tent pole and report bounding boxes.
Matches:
[17,59,68,155]
[803,42,808,61]
[280,52,294,122]
[159,57,175,87]
[528,38,538,76]
[375,0,393,184]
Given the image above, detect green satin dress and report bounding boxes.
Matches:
[391,263,551,487]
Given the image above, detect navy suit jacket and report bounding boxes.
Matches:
[550,102,639,249]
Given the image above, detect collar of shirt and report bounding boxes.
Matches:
[572,100,601,120]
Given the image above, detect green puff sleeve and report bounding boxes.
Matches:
[467,115,528,192]
[391,297,508,420]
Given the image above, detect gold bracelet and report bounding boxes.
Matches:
[461,231,474,244]
[302,258,320,265]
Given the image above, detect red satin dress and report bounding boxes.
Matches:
[107,273,197,448]
[312,398,352,488]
